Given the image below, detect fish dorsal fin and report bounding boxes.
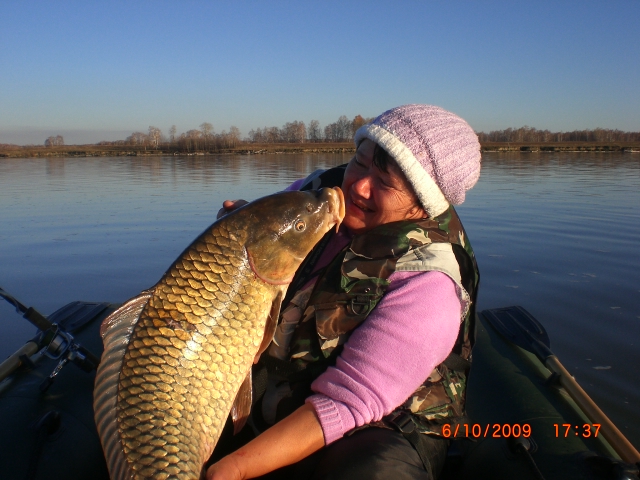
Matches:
[231,369,252,435]
[94,291,152,480]
[231,290,283,435]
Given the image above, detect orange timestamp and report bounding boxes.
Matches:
[554,423,601,438]
[442,423,532,438]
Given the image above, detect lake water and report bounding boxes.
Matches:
[1,152,638,448]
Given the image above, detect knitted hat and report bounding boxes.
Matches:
[354,104,481,218]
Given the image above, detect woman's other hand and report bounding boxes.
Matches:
[217,199,248,219]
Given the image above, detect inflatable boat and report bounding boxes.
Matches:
[0,289,638,480]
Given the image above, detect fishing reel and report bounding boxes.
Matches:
[37,323,101,392]
[0,286,102,393]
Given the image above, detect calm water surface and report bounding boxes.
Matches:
[1,152,639,447]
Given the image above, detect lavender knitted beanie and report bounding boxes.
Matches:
[354,104,481,218]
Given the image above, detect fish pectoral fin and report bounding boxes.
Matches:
[254,290,283,363]
[231,369,252,435]
[99,288,154,338]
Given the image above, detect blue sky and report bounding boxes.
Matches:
[1,0,638,145]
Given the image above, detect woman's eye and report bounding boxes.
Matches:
[381,177,394,188]
[295,221,306,231]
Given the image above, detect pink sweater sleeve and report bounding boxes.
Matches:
[284,178,305,191]
[305,270,462,444]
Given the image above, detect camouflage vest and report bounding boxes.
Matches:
[264,166,479,436]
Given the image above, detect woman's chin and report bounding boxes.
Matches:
[341,215,368,235]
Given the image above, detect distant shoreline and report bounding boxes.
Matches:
[1,141,639,158]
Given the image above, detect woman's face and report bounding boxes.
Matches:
[341,139,426,235]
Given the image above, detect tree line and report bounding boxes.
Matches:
[91,115,374,152]
[98,123,242,152]
[477,126,640,143]
[247,115,371,143]
[39,119,639,150]
[110,122,639,151]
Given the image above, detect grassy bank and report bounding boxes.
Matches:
[1,141,639,159]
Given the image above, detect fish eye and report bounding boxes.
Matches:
[295,220,306,232]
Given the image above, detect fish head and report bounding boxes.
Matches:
[239,187,345,285]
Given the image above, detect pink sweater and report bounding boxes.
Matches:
[305,270,461,444]
[285,178,462,444]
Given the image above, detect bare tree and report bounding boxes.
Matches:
[308,120,322,142]
[228,126,241,148]
[44,135,64,146]
[169,125,177,144]
[281,121,306,143]
[183,129,202,151]
[336,115,351,141]
[324,115,351,142]
[126,132,148,146]
[266,127,280,143]
[293,121,306,143]
[248,127,267,143]
[200,122,214,150]
[148,126,162,148]
[324,122,337,142]
[281,122,294,142]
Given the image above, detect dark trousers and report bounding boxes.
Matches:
[257,427,449,480]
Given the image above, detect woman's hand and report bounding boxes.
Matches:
[206,455,244,480]
[206,403,324,480]
[217,199,249,219]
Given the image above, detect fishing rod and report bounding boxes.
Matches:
[0,286,50,331]
[0,286,100,389]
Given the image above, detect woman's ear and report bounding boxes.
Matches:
[408,203,428,220]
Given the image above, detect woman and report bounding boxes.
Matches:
[208,104,481,480]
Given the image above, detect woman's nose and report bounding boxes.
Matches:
[351,175,372,197]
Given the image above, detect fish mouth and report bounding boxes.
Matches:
[326,187,345,232]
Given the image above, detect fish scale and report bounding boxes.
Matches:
[94,187,345,480]
[117,223,273,479]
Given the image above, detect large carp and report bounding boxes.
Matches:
[94,188,344,480]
